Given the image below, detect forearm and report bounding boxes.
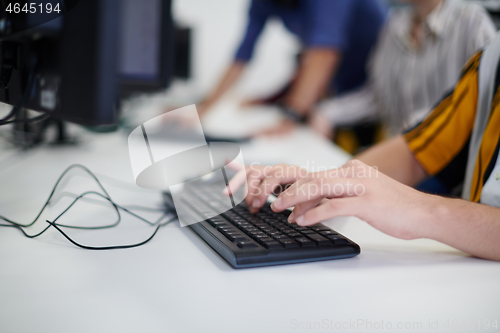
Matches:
[423,196,500,261]
[355,136,427,186]
[200,61,246,116]
[285,48,340,114]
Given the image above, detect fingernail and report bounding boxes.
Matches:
[288,212,294,223]
[272,197,281,209]
[252,199,261,208]
[296,215,304,225]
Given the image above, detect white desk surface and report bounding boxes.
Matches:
[1,105,499,333]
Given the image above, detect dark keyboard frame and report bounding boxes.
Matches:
[163,187,360,269]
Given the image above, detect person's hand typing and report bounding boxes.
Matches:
[224,163,309,213]
[270,159,436,241]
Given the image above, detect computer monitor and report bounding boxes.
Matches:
[0,0,174,126]
[119,0,174,96]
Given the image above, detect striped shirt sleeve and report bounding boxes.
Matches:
[403,51,482,190]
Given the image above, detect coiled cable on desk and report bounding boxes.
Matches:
[0,164,176,250]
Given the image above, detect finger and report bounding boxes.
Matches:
[245,165,285,211]
[272,178,365,212]
[252,176,296,211]
[268,175,318,211]
[278,175,312,193]
[294,197,362,226]
[253,164,308,208]
[288,197,324,222]
[245,168,267,210]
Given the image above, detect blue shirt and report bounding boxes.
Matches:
[235,0,387,94]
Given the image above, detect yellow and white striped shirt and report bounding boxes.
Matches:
[404,33,500,205]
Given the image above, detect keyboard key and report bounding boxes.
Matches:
[237,241,258,249]
[328,236,349,244]
[306,233,326,240]
[262,241,282,249]
[224,233,246,242]
[208,217,226,222]
[310,226,331,231]
[281,210,291,217]
[217,226,236,232]
[306,234,332,246]
[273,235,290,239]
[278,239,300,248]
[295,238,316,247]
[288,233,303,238]
[213,221,229,227]
[301,230,315,234]
[319,230,338,236]
[232,222,245,227]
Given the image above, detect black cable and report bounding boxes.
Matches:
[1,113,50,125]
[46,220,170,250]
[0,217,175,250]
[0,164,114,228]
[0,164,177,250]
[51,191,167,229]
[0,106,18,123]
[50,192,165,213]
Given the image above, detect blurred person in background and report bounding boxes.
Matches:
[197,0,387,136]
[310,0,497,140]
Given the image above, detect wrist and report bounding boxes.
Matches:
[417,193,454,240]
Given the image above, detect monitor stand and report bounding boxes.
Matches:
[12,109,77,149]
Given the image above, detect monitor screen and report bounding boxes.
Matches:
[119,0,162,81]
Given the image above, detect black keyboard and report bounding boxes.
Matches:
[163,183,360,268]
